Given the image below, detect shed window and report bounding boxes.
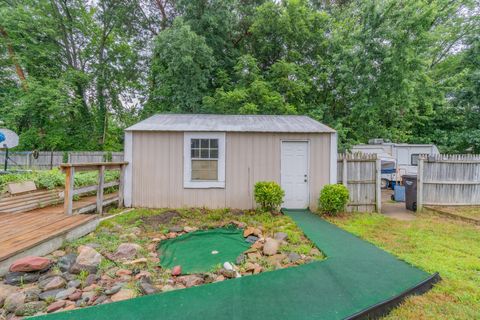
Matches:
[411,154,420,166]
[184,133,225,188]
[191,139,219,180]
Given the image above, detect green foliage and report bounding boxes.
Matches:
[254,181,285,212]
[0,169,120,192]
[318,184,349,216]
[0,0,478,153]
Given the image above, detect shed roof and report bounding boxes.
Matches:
[126,114,335,133]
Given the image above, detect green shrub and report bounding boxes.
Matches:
[36,169,64,189]
[318,184,349,216]
[254,181,285,212]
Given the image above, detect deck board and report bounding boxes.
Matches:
[0,194,116,262]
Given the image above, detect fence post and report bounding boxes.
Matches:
[64,166,75,215]
[342,155,348,187]
[375,157,382,213]
[417,157,424,212]
[118,164,125,208]
[96,165,105,215]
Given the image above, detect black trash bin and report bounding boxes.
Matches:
[403,175,417,211]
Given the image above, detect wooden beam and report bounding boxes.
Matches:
[417,158,424,212]
[118,164,125,208]
[64,166,75,215]
[375,158,382,213]
[96,165,105,215]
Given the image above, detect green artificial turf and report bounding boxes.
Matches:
[158,227,250,274]
[32,210,435,320]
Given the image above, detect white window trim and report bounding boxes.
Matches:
[184,132,225,188]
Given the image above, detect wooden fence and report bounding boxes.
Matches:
[418,154,480,210]
[0,151,124,170]
[337,153,381,212]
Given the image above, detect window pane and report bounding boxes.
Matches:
[192,160,218,180]
[191,139,200,148]
[200,149,209,158]
[210,139,218,148]
[200,139,209,148]
[191,149,200,158]
[210,149,218,159]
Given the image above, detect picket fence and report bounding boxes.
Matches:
[337,153,381,212]
[418,154,480,210]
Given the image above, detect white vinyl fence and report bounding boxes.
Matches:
[418,154,480,210]
[0,151,124,170]
[337,153,381,212]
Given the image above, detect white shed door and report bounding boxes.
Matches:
[281,141,309,209]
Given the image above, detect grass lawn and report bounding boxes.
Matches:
[329,212,480,319]
[429,206,480,221]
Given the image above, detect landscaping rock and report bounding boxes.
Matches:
[71,246,102,274]
[57,254,77,273]
[134,271,151,280]
[0,284,18,307]
[47,300,66,313]
[243,227,255,237]
[84,274,98,287]
[3,292,25,313]
[161,284,174,292]
[4,272,40,286]
[23,288,41,303]
[219,268,236,278]
[245,235,259,244]
[105,284,123,296]
[114,243,142,260]
[115,269,132,277]
[52,250,66,258]
[274,232,288,241]
[9,256,51,273]
[287,252,302,263]
[110,289,135,302]
[235,254,246,265]
[39,276,66,291]
[263,238,279,256]
[67,290,82,301]
[139,280,158,295]
[171,265,182,276]
[67,280,81,289]
[15,301,46,316]
[310,247,321,256]
[55,287,77,300]
[183,226,198,233]
[169,226,183,233]
[62,272,76,282]
[125,258,148,265]
[38,289,63,301]
[93,295,108,305]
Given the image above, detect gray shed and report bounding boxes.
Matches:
[124,114,337,210]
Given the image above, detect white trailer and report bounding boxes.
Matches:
[352,139,439,188]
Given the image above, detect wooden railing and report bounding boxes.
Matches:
[60,162,128,215]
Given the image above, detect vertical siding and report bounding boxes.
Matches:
[132,131,331,209]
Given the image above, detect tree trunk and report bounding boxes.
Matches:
[0,26,28,90]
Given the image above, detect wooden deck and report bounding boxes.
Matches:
[0,193,116,265]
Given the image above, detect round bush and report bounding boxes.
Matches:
[254,181,285,212]
[318,184,349,216]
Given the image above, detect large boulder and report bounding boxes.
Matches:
[9,256,52,273]
[70,246,102,274]
[263,238,279,256]
[114,243,142,260]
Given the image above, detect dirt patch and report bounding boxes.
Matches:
[140,210,180,228]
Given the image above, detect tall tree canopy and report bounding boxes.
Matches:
[0,0,478,152]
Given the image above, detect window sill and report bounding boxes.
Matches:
[183,181,225,189]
